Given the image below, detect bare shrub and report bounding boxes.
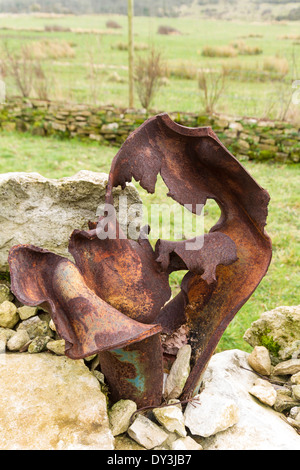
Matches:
[198,67,229,114]
[86,43,103,105]
[106,20,122,29]
[1,42,35,97]
[44,24,71,32]
[202,45,238,58]
[112,41,149,51]
[1,42,52,100]
[33,62,52,100]
[231,40,262,56]
[24,40,75,60]
[167,60,198,80]
[134,47,166,110]
[278,34,300,41]
[157,25,181,36]
[263,56,289,78]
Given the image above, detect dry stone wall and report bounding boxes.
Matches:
[0,97,299,163]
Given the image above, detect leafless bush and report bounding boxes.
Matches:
[2,42,35,97]
[167,61,198,80]
[44,24,71,32]
[263,56,289,78]
[157,25,181,36]
[112,41,149,51]
[134,47,166,110]
[1,42,52,99]
[198,67,229,114]
[202,45,238,58]
[231,40,262,56]
[106,20,122,29]
[25,40,75,60]
[33,62,52,100]
[87,39,103,105]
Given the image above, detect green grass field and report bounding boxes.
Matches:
[0,130,299,352]
[0,13,299,119]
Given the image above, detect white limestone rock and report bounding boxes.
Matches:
[109,399,137,437]
[0,353,114,450]
[170,436,203,451]
[197,350,300,450]
[0,171,142,271]
[164,344,191,400]
[248,346,272,376]
[249,378,277,407]
[184,389,240,438]
[128,414,169,450]
[153,405,187,437]
[6,330,30,351]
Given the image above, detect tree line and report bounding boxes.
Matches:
[0,0,194,16]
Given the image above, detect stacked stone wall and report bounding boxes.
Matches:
[0,98,299,163]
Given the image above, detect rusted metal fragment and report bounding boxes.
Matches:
[69,217,171,325]
[8,112,272,407]
[155,232,238,284]
[8,245,162,359]
[105,113,272,399]
[99,334,164,408]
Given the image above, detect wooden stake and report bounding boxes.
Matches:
[128,0,134,108]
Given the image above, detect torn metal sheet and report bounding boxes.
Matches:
[8,113,272,406]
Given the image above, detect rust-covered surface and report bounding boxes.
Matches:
[8,113,272,406]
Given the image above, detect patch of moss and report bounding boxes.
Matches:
[260,334,280,357]
[0,272,10,282]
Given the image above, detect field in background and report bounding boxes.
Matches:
[0,13,299,119]
[0,12,299,353]
[0,130,298,352]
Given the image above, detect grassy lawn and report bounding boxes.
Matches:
[0,14,299,119]
[0,130,299,352]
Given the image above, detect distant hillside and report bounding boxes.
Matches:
[0,0,299,20]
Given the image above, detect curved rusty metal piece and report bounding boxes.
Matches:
[104,113,272,399]
[8,112,272,407]
[68,217,171,324]
[8,245,162,360]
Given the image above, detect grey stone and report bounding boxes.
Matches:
[46,339,65,356]
[184,389,240,438]
[28,335,51,353]
[273,359,300,376]
[153,405,186,437]
[108,399,137,436]
[0,301,19,329]
[292,385,300,401]
[290,407,300,420]
[0,171,142,271]
[17,306,38,321]
[164,344,191,400]
[0,327,15,342]
[170,436,203,451]
[7,330,30,351]
[291,372,300,385]
[128,414,169,450]
[274,392,299,413]
[244,305,300,362]
[249,378,277,407]
[248,346,271,376]
[17,316,53,339]
[0,353,114,450]
[0,285,13,304]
